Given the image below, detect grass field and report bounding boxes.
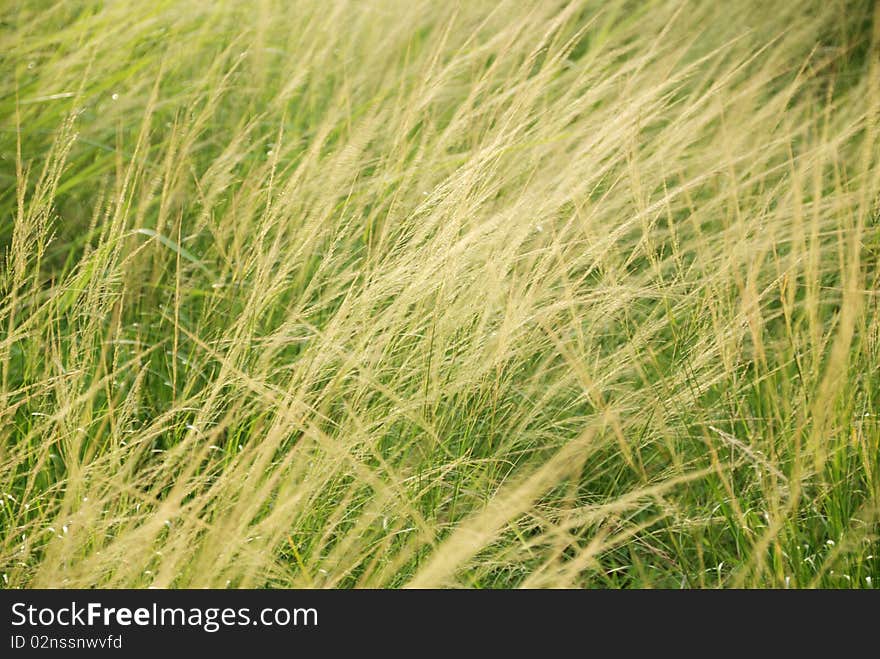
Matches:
[1,0,878,588]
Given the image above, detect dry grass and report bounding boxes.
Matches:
[1,0,878,588]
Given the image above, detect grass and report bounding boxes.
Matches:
[0,0,878,589]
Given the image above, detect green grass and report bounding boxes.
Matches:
[1,0,878,588]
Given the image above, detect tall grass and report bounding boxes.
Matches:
[1,0,878,588]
